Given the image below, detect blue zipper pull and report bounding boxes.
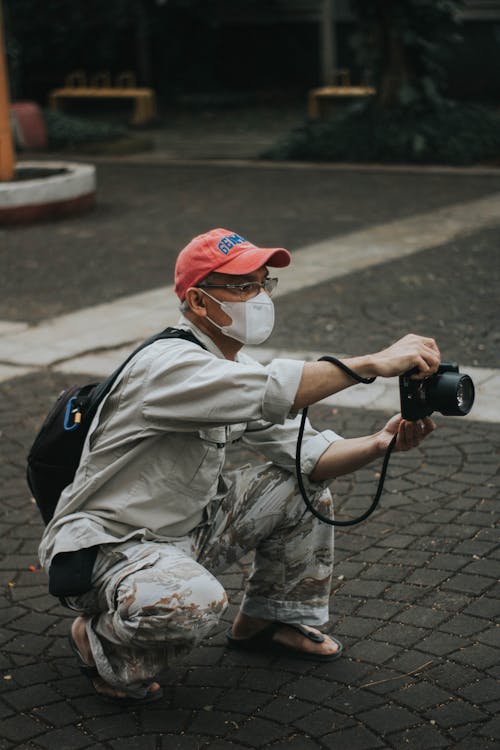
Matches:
[64,397,82,431]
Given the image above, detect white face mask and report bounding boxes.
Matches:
[200,289,275,345]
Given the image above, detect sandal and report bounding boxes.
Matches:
[226,621,343,662]
[68,632,163,705]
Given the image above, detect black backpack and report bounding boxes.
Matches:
[27,326,206,525]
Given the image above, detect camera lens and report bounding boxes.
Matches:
[456,375,475,414]
[427,372,475,416]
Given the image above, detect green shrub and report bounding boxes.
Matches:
[264,102,500,166]
[43,110,127,149]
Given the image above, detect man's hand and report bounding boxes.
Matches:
[370,334,441,380]
[378,413,437,453]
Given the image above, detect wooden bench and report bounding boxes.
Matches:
[308,69,375,120]
[49,71,157,126]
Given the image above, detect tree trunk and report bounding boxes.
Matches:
[373,0,412,109]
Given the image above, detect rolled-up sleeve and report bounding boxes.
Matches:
[259,358,304,424]
[242,414,343,486]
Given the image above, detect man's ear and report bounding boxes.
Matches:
[184,287,207,317]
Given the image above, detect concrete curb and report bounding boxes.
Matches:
[0,161,96,224]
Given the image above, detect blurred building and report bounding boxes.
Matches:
[6,0,500,107]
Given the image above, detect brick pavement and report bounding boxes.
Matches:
[0,369,498,749]
[1,146,499,747]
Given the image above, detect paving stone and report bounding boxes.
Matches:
[258,696,314,723]
[360,564,408,583]
[384,649,439,677]
[450,643,500,670]
[201,741,251,750]
[269,735,326,750]
[229,716,288,746]
[441,573,496,595]
[371,623,426,648]
[427,661,484,691]
[448,721,487,743]
[0,714,43,742]
[383,584,424,603]
[322,724,385,750]
[0,606,26,626]
[426,699,487,728]
[34,726,105,749]
[234,668,289,693]
[109,738,157,750]
[292,706,356,735]
[331,596,361,615]
[348,641,401,666]
[406,569,451,587]
[453,540,498,557]
[462,597,500,620]
[314,657,374,685]
[479,715,500,740]
[3,684,61,712]
[336,561,367,578]
[283,675,338,703]
[476,627,500,649]
[82,713,141,741]
[359,704,421,734]
[350,548,389,564]
[387,723,449,748]
[384,550,432,566]
[337,580,388,599]
[335,616,382,639]
[139,708,192,733]
[390,682,451,710]
[395,605,448,629]
[173,686,225,710]
[417,632,467,656]
[184,667,240,688]
[334,689,386,716]
[452,739,500,750]
[356,601,403,621]
[458,677,500,705]
[188,710,247,737]
[212,689,268,715]
[461,549,500,575]
[417,590,473,612]
[438,613,489,637]
[377,534,415,550]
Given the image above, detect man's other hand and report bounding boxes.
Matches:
[378,413,437,453]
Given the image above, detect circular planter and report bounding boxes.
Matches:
[0,161,96,225]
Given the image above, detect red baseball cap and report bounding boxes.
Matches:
[174,228,291,300]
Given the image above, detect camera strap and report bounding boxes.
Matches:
[295,356,397,527]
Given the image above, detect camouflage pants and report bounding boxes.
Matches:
[69,463,334,697]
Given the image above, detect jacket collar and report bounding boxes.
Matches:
[176,313,232,360]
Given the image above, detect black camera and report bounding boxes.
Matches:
[399,362,475,421]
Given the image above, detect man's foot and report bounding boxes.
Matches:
[229,612,342,659]
[70,617,161,700]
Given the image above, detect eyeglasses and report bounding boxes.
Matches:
[197,277,278,299]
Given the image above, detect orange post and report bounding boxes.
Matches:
[0,0,15,181]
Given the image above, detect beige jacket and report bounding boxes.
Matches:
[39,317,342,569]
